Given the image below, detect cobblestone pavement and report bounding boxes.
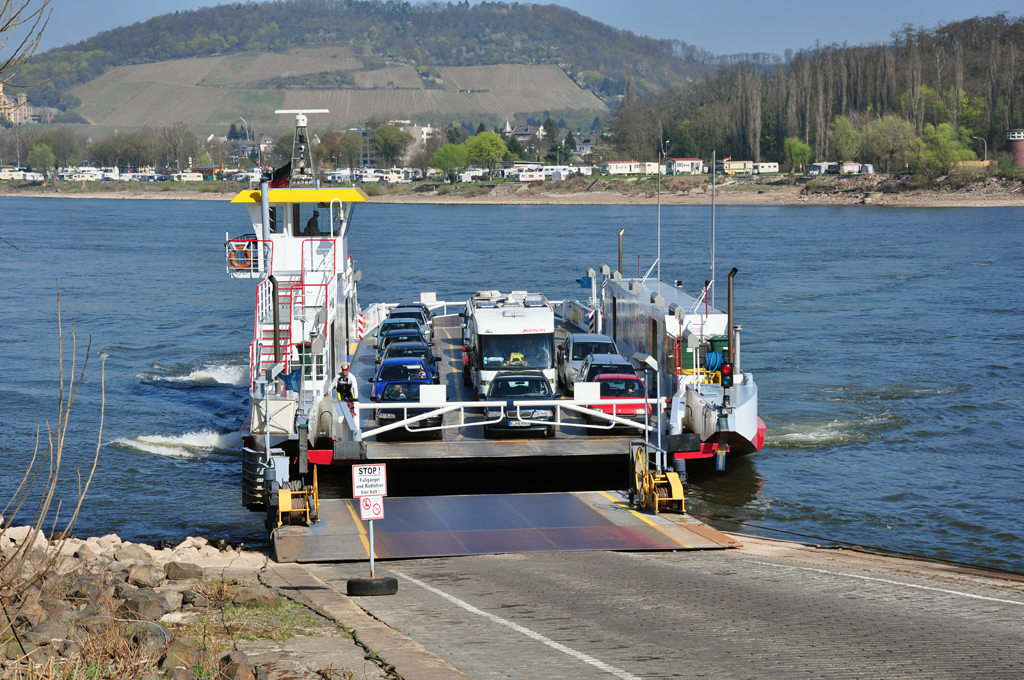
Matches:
[309,538,1024,679]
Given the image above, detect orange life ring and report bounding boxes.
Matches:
[229,244,252,270]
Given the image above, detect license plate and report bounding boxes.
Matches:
[508,420,530,427]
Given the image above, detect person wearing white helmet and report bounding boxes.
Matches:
[336,363,358,402]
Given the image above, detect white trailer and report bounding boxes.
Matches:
[463,290,557,398]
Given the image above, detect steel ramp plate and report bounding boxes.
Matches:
[272,491,738,563]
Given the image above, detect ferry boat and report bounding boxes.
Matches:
[224,111,762,558]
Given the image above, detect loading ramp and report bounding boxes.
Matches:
[273,490,739,563]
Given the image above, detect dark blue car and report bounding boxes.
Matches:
[370,357,433,400]
[378,340,441,381]
[373,380,444,441]
[482,371,557,439]
[374,329,429,363]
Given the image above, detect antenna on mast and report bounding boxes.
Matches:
[275,109,329,188]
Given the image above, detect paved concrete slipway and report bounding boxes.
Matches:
[5,526,1021,679]
[306,534,1024,680]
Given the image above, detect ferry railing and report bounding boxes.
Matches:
[360,303,390,336]
[225,238,272,278]
[287,283,329,328]
[250,336,332,401]
[425,301,466,317]
[301,238,337,279]
[363,301,467,338]
[350,398,660,440]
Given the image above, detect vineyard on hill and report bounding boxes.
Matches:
[69,48,605,130]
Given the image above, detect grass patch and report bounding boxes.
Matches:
[199,52,262,86]
[162,579,349,661]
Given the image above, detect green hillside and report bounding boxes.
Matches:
[16,0,711,122]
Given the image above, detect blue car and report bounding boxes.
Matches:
[378,340,441,382]
[370,357,433,400]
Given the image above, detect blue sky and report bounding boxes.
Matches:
[41,0,1019,55]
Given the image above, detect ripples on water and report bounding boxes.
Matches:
[0,199,1021,570]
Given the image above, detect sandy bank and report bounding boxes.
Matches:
[2,179,1023,208]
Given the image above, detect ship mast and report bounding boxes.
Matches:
[275,109,328,187]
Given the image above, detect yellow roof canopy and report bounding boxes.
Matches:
[230,187,368,204]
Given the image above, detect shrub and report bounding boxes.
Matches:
[947,170,981,189]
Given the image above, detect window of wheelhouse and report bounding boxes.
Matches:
[267,206,281,233]
[290,203,338,238]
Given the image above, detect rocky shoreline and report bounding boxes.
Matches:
[0,527,390,680]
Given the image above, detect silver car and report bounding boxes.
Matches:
[387,307,432,341]
[557,333,618,390]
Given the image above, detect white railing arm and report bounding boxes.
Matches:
[360,403,503,439]
[555,401,655,432]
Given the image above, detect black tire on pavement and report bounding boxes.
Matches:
[545,426,557,438]
[433,429,444,441]
[347,576,398,596]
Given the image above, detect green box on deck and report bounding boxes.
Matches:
[708,335,729,356]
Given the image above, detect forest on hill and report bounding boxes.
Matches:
[612,13,1024,177]
[15,0,710,111]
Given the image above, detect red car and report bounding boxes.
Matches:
[584,374,650,430]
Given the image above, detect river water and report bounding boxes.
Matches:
[1,198,1021,570]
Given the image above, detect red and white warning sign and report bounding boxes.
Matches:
[360,495,384,520]
[352,464,387,498]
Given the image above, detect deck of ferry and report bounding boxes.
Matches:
[348,314,635,460]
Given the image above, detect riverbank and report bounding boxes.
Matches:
[0,527,423,679]
[2,173,1023,207]
[3,523,1020,679]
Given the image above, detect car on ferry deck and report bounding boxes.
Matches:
[373,380,443,441]
[583,374,650,431]
[378,340,441,381]
[578,353,638,384]
[374,328,429,362]
[482,371,557,439]
[376,318,421,341]
[387,306,432,340]
[557,333,619,390]
[370,357,434,400]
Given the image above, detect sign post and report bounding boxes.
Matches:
[352,465,387,577]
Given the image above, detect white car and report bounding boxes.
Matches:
[557,333,618,390]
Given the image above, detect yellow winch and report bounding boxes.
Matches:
[631,442,685,515]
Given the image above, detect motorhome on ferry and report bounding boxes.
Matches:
[462,290,557,398]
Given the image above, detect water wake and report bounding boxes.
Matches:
[110,429,240,459]
[766,412,903,449]
[139,362,247,386]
